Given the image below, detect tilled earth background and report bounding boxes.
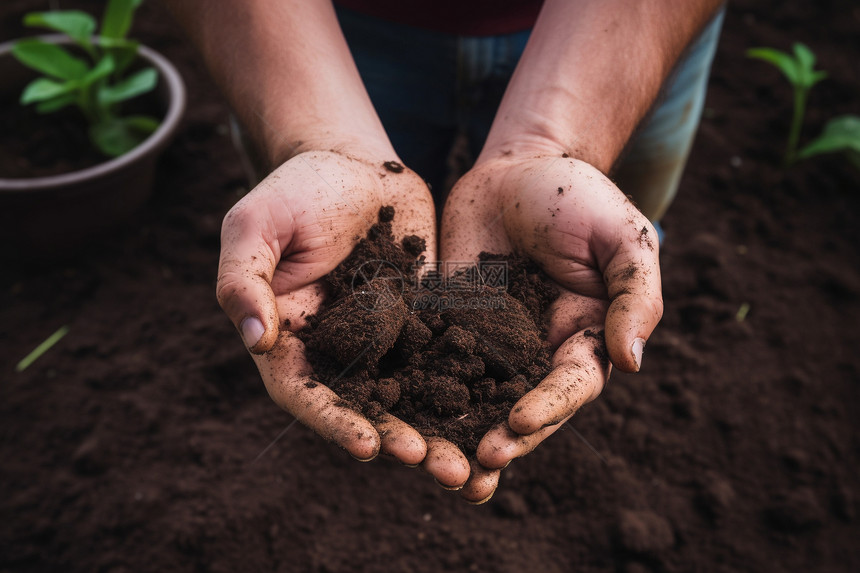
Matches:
[1,1,859,571]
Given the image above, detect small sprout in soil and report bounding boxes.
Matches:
[747,43,860,170]
[12,0,161,157]
[735,302,751,322]
[15,325,70,372]
[797,115,860,172]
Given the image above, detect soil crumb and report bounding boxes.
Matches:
[300,207,558,454]
[383,161,405,173]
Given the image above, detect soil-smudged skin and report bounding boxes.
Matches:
[301,207,558,455]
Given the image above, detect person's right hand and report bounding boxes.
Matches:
[216,149,472,489]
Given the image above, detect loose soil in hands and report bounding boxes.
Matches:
[1,1,859,572]
[299,206,558,455]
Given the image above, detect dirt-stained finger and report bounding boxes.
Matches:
[422,437,470,490]
[374,413,427,467]
[476,420,566,470]
[508,329,610,435]
[475,329,610,468]
[217,199,283,353]
[460,459,501,504]
[251,331,381,461]
[600,221,663,373]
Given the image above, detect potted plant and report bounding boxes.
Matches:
[0,0,185,261]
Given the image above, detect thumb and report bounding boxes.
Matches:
[216,205,283,354]
[602,249,663,373]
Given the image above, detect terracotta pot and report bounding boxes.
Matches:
[0,35,186,261]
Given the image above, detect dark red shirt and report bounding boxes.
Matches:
[335,0,543,36]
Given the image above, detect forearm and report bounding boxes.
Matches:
[167,0,393,168]
[479,0,724,173]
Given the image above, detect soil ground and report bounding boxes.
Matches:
[1,1,859,572]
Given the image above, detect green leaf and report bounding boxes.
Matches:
[20,77,76,104]
[791,43,828,89]
[12,39,90,80]
[89,115,154,157]
[100,0,142,40]
[103,39,140,73]
[747,47,799,85]
[123,114,160,134]
[35,91,78,113]
[90,119,140,157]
[81,54,115,86]
[15,326,70,372]
[98,67,156,104]
[23,10,96,47]
[97,36,136,48]
[792,43,815,74]
[798,115,860,159]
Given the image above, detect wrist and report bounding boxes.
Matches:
[265,132,397,172]
[476,127,610,175]
[476,0,725,175]
[477,101,622,174]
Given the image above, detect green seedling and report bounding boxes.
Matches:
[15,325,70,372]
[747,43,860,170]
[747,43,827,165]
[797,115,860,171]
[735,302,750,322]
[12,0,160,157]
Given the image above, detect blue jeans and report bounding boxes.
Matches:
[337,6,725,222]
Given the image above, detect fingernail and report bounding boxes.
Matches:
[386,454,419,468]
[240,316,265,349]
[434,478,464,491]
[631,337,646,371]
[464,491,495,505]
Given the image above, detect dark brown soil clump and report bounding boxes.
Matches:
[300,207,557,454]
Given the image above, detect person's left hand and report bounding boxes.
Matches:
[441,153,663,503]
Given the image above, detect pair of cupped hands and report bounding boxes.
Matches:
[217,146,663,504]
